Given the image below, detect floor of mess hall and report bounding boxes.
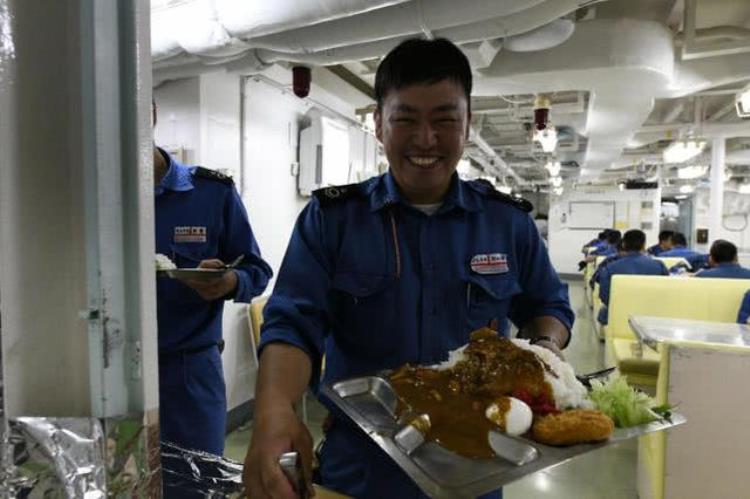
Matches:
[224,279,638,498]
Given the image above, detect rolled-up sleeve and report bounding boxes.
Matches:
[258,199,332,386]
[222,186,273,302]
[509,214,574,332]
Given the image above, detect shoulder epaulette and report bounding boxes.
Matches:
[313,183,365,206]
[193,166,233,185]
[473,179,533,213]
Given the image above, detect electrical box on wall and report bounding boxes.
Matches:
[297,110,380,196]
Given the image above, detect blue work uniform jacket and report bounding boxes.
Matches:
[647,244,664,256]
[738,290,750,324]
[597,252,669,324]
[695,263,750,279]
[259,172,573,498]
[155,149,272,350]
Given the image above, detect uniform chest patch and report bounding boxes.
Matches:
[174,226,207,243]
[470,253,509,275]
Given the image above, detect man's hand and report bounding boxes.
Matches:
[532,338,565,360]
[244,403,315,499]
[180,259,238,301]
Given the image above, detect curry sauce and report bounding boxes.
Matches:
[389,329,554,459]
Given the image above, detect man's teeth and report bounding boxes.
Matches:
[409,157,439,166]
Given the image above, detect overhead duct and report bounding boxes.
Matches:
[151,0,413,61]
[215,0,592,72]
[503,19,575,52]
[241,0,547,53]
[153,0,593,71]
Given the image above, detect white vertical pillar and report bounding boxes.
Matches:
[708,138,725,244]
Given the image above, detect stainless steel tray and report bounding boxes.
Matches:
[321,376,686,499]
[159,268,228,280]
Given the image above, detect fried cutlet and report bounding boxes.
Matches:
[532,409,614,446]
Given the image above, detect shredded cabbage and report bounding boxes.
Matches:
[588,375,664,428]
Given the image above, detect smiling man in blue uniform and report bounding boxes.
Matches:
[243,38,573,499]
[152,104,272,495]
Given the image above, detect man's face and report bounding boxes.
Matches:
[660,239,672,250]
[375,79,470,204]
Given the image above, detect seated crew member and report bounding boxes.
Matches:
[589,241,626,290]
[695,240,750,279]
[647,230,674,256]
[243,38,574,499]
[597,229,669,325]
[582,230,609,254]
[660,232,700,259]
[588,230,621,260]
[738,290,750,324]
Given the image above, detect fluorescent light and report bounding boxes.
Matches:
[663,140,706,164]
[534,127,558,153]
[675,194,688,200]
[497,185,512,194]
[551,176,563,188]
[677,165,708,179]
[545,161,561,176]
[679,185,694,194]
[739,183,750,194]
[737,86,750,118]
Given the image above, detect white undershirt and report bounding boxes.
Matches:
[411,203,442,216]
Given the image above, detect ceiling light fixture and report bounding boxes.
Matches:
[545,160,561,176]
[679,185,694,194]
[677,165,708,179]
[663,140,706,164]
[551,176,563,188]
[736,84,750,118]
[534,127,558,153]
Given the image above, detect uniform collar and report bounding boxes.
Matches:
[717,262,740,267]
[622,251,643,258]
[155,147,194,195]
[368,170,482,213]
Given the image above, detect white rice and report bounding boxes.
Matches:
[155,253,177,271]
[431,339,591,410]
[511,339,592,410]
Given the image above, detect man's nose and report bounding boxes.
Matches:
[413,121,438,148]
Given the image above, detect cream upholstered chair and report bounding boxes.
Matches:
[247,296,309,422]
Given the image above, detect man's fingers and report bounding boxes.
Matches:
[295,431,316,497]
[198,259,224,269]
[259,458,297,499]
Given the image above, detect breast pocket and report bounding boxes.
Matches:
[462,273,521,337]
[330,272,398,358]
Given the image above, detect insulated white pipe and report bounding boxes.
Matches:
[243,0,547,53]
[709,138,726,243]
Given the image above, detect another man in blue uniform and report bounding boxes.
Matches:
[243,38,573,499]
[597,230,669,325]
[695,240,750,279]
[153,104,272,474]
[660,232,708,272]
[647,230,673,256]
[738,290,750,324]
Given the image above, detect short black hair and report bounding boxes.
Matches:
[606,230,622,245]
[598,231,608,240]
[375,38,472,111]
[710,239,737,263]
[622,229,647,252]
[658,230,673,242]
[671,232,687,247]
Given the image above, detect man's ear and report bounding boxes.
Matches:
[374,108,383,143]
